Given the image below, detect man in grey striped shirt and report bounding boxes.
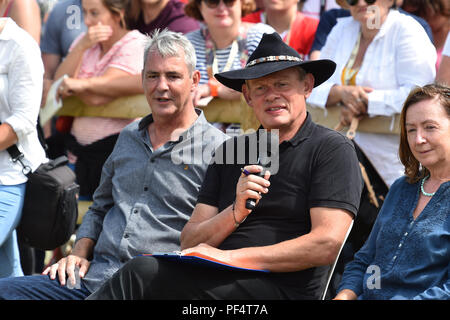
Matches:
[0,29,228,300]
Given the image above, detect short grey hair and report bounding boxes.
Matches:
[143,29,197,76]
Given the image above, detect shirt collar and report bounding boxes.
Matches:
[0,18,14,40]
[288,112,315,146]
[372,9,395,41]
[257,112,315,147]
[138,108,207,141]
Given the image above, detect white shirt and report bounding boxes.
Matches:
[307,10,436,187]
[301,0,340,20]
[443,32,450,58]
[0,18,47,185]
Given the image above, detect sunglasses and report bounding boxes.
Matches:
[202,0,237,9]
[346,0,377,5]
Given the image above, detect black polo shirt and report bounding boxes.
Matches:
[197,113,363,299]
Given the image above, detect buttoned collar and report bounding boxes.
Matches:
[0,18,14,40]
[138,108,207,142]
[347,9,396,42]
[257,112,315,147]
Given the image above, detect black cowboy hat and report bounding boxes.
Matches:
[215,32,336,92]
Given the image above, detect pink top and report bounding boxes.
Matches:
[436,47,443,71]
[1,1,13,17]
[69,29,146,146]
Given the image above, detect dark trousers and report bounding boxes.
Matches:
[0,274,90,300]
[87,256,295,300]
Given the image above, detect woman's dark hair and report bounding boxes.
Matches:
[126,0,141,26]
[398,83,450,183]
[402,0,450,18]
[102,0,129,29]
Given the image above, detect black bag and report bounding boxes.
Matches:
[6,145,79,250]
[348,143,389,252]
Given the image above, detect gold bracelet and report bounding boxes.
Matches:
[232,201,246,228]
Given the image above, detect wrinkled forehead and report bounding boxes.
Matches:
[143,52,190,74]
[405,96,449,123]
[246,66,306,85]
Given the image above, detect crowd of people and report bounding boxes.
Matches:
[0,0,448,300]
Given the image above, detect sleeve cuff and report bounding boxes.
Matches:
[4,115,35,142]
[367,90,395,117]
[309,200,358,218]
[75,211,103,241]
[307,81,337,109]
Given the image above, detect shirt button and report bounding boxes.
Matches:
[124,233,129,238]
[404,232,408,236]
[133,209,138,214]
[143,186,148,191]
[398,243,402,248]
[150,158,155,163]
[393,256,397,260]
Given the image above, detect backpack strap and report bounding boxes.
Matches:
[6,144,32,176]
[1,121,32,176]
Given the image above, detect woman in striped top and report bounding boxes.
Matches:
[184,0,274,106]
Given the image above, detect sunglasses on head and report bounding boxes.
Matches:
[346,0,377,5]
[202,0,237,9]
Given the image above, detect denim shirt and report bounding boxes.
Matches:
[339,176,450,300]
[76,110,228,293]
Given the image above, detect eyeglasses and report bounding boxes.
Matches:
[202,0,237,9]
[346,0,377,6]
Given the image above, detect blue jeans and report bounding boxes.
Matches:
[0,183,26,278]
[0,274,91,300]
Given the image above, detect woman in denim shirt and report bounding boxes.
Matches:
[335,83,450,300]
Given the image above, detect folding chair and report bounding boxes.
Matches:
[321,220,354,300]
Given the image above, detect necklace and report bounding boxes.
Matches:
[341,31,361,85]
[202,25,249,81]
[420,175,435,197]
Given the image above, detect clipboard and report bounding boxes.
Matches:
[141,251,269,273]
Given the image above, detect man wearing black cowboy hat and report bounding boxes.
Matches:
[88,33,363,300]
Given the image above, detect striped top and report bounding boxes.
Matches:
[186,23,275,84]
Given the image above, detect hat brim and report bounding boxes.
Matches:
[215,59,336,92]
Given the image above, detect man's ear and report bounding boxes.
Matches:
[191,70,201,91]
[242,83,253,108]
[303,73,315,99]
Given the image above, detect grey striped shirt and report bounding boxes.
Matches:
[76,110,228,293]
